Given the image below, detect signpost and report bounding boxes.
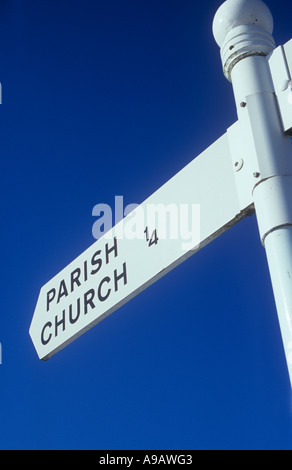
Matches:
[30,133,252,360]
[30,0,292,388]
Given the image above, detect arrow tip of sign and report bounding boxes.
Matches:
[213,0,274,47]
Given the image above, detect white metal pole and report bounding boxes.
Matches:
[213,0,292,385]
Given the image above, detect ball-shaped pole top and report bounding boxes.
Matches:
[213,0,274,47]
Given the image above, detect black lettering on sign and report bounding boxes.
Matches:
[57,280,68,304]
[55,310,66,337]
[98,276,111,302]
[47,288,56,312]
[41,322,52,345]
[45,238,120,313]
[90,250,102,275]
[71,268,81,293]
[144,227,159,247]
[84,260,88,282]
[105,237,118,264]
[69,298,81,324]
[41,258,129,347]
[114,262,128,292]
[84,289,95,314]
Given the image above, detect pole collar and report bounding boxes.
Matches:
[221,24,276,81]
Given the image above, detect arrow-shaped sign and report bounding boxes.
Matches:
[30,132,252,360]
[30,0,292,390]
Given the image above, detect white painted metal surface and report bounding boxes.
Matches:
[30,134,251,360]
[214,0,292,386]
[269,44,292,135]
[213,0,275,80]
[284,39,292,74]
[264,229,292,375]
[212,0,274,48]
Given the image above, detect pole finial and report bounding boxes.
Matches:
[213,0,274,47]
[213,0,275,81]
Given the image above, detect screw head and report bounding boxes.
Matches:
[234,158,244,171]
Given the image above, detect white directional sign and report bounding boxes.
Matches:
[30,0,292,389]
[30,133,252,360]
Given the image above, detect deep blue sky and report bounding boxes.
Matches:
[1,0,292,450]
